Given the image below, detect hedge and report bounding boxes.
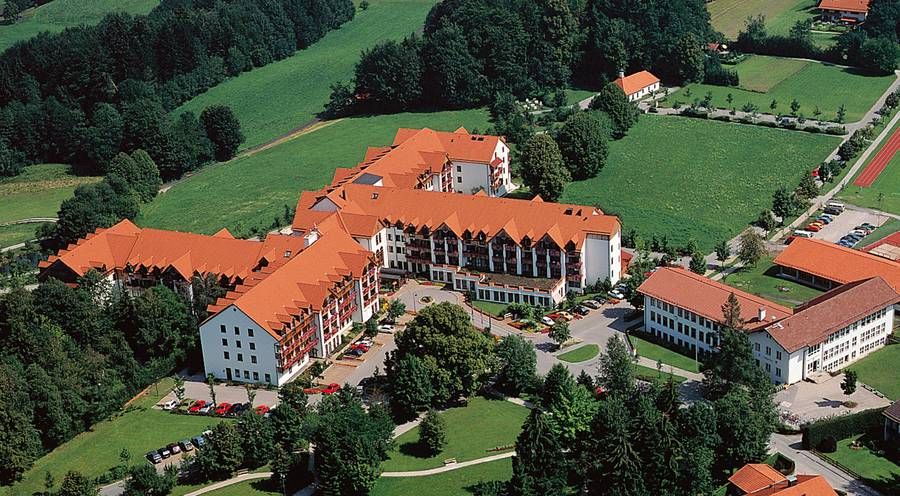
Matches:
[802,407,887,449]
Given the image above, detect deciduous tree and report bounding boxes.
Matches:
[519,134,570,202]
[419,409,447,455]
[737,230,766,267]
[495,334,537,395]
[589,82,638,138]
[555,111,609,180]
[200,105,244,161]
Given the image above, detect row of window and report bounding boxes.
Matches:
[220,325,255,337]
[476,287,552,308]
[223,351,258,364]
[222,338,256,351]
[757,360,782,379]
[231,368,271,384]
[648,310,720,348]
[753,342,783,361]
[647,297,720,332]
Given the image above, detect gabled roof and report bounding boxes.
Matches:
[764,277,898,352]
[614,70,660,96]
[296,184,620,249]
[885,401,900,424]
[728,464,787,494]
[818,0,870,13]
[208,221,374,338]
[774,238,900,290]
[637,267,792,331]
[748,475,837,496]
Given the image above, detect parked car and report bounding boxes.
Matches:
[793,230,814,238]
[167,443,181,455]
[540,316,555,326]
[188,400,207,414]
[345,347,364,357]
[255,405,270,415]
[804,224,821,232]
[321,383,341,395]
[215,403,231,416]
[199,403,213,414]
[574,306,590,316]
[558,311,574,321]
[861,223,876,230]
[160,398,178,411]
[824,207,842,215]
[377,324,395,332]
[147,451,163,464]
[609,289,625,299]
[179,439,194,452]
[158,447,171,459]
[191,435,207,449]
[583,299,602,309]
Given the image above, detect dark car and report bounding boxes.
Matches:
[574,306,590,316]
[226,403,244,417]
[158,447,171,459]
[147,451,162,464]
[191,435,207,449]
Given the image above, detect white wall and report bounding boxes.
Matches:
[449,140,513,197]
[200,305,285,385]
[583,230,620,287]
[643,295,723,355]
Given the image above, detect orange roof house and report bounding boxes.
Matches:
[613,70,660,101]
[818,0,870,14]
[729,464,837,496]
[729,464,787,494]
[774,237,900,291]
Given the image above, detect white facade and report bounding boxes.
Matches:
[449,140,515,196]
[626,82,660,102]
[583,231,621,288]
[819,8,867,22]
[750,304,894,384]
[643,295,724,356]
[200,305,305,386]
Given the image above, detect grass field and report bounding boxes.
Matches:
[851,343,900,400]
[7,377,224,495]
[820,434,900,490]
[861,218,900,246]
[174,0,437,149]
[373,458,513,496]
[382,397,526,472]
[0,223,44,247]
[0,0,158,53]
[629,335,700,373]
[558,344,600,363]
[472,300,508,317]
[560,114,840,251]
[138,109,491,235]
[722,256,824,307]
[200,479,280,496]
[666,55,896,123]
[839,119,900,216]
[707,0,816,39]
[633,364,688,384]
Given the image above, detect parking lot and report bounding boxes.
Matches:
[798,205,889,244]
[774,372,892,425]
[319,332,396,387]
[155,377,280,411]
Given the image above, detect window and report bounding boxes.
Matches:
[236,341,242,349]
[765,346,771,356]
[251,355,257,364]
[776,351,782,360]
[775,368,782,378]
[388,234,393,241]
[235,368,240,377]
[223,351,230,360]
[265,374,272,383]
[755,343,760,351]
[253,372,259,381]
[249,342,256,351]
[220,324,226,333]
[237,353,243,362]
[457,177,462,183]
[456,165,462,173]
[221,338,228,346]
[765,363,771,372]
[243,370,250,379]
[234,326,240,335]
[248,329,254,337]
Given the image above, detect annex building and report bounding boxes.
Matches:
[639,265,897,385]
[40,127,623,385]
[727,463,837,496]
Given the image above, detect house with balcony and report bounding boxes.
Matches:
[817,0,870,24]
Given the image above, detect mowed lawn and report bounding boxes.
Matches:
[199,479,280,496]
[138,109,492,235]
[174,0,437,149]
[0,0,158,53]
[558,344,600,363]
[383,397,527,472]
[0,223,46,247]
[707,0,815,39]
[723,256,824,307]
[7,378,224,496]
[667,55,896,122]
[629,335,700,373]
[851,343,900,400]
[373,458,513,496]
[560,115,840,251]
[820,434,900,490]
[839,119,900,216]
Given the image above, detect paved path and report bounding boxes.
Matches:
[381,452,516,478]
[770,434,882,496]
[183,472,273,496]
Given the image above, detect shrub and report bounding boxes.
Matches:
[771,452,796,475]
[819,435,838,453]
[825,126,846,135]
[713,115,732,122]
[804,126,822,133]
[802,407,886,449]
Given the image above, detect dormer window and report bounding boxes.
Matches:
[284,250,292,258]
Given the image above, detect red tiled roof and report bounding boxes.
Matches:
[774,238,900,290]
[748,475,837,496]
[729,464,787,494]
[763,277,898,352]
[637,267,793,331]
[614,70,660,96]
[861,231,900,259]
[295,184,620,248]
[818,0,870,13]
[884,401,900,424]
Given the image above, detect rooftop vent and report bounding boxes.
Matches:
[758,307,766,321]
[371,192,379,200]
[283,250,292,258]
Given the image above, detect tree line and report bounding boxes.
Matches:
[0,271,223,486]
[736,1,899,75]
[0,0,354,179]
[326,0,715,116]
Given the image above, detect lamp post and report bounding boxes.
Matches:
[413,293,418,313]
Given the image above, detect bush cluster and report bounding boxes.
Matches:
[801,407,887,450]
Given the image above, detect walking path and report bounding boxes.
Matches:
[183,472,273,496]
[381,452,516,478]
[770,434,882,496]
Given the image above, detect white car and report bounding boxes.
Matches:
[377,324,394,332]
[609,290,625,300]
[199,404,213,414]
[160,399,178,411]
[541,316,555,326]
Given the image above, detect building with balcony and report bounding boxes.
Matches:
[817,0,869,24]
[638,267,898,385]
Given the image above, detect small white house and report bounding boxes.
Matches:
[817,0,870,23]
[614,70,661,102]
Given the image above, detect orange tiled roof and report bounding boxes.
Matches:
[637,267,793,331]
[774,238,900,290]
[295,184,620,248]
[763,277,898,352]
[208,220,374,337]
[614,70,660,96]
[728,464,787,494]
[39,219,305,283]
[748,475,837,496]
[818,0,869,13]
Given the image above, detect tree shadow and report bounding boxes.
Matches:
[814,398,845,408]
[398,440,433,459]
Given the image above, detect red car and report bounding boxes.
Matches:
[215,402,231,416]
[805,224,821,232]
[255,405,270,415]
[188,400,207,414]
[321,383,340,395]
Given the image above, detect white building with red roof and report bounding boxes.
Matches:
[613,70,661,102]
[818,0,870,23]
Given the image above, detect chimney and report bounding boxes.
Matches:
[758,307,766,321]
[303,226,320,248]
[618,69,625,80]
[786,475,797,487]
